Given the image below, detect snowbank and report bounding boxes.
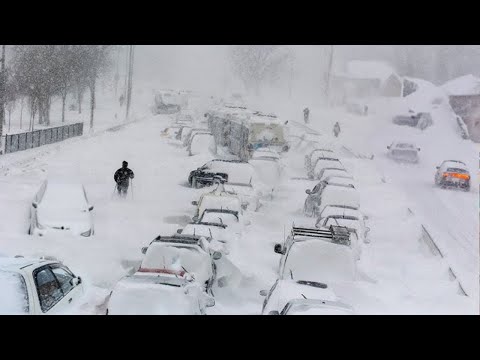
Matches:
[442,74,480,96]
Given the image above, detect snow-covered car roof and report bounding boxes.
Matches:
[181,222,227,240]
[318,169,353,182]
[323,177,356,187]
[107,276,203,315]
[320,186,360,210]
[206,161,256,184]
[442,74,480,96]
[441,160,468,171]
[0,257,50,271]
[40,182,88,209]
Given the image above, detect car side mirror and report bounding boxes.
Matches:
[32,202,38,209]
[70,276,82,286]
[268,310,280,315]
[141,247,148,254]
[259,290,268,297]
[88,206,94,211]
[212,251,222,260]
[274,244,285,255]
[177,229,183,234]
[305,189,311,195]
[192,201,198,206]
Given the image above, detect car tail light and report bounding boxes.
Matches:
[443,172,470,180]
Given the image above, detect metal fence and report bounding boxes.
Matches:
[3,123,84,154]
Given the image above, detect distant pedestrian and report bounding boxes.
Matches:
[114,161,135,198]
[303,108,310,124]
[333,122,341,138]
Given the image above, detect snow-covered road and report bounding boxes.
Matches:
[0,104,477,314]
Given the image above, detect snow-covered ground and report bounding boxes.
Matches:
[0,85,477,314]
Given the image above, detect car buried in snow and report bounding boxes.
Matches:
[434,160,471,191]
[259,279,355,315]
[138,234,223,296]
[191,187,243,221]
[309,157,345,180]
[177,221,232,255]
[387,142,420,163]
[29,181,95,237]
[304,177,356,217]
[304,148,336,173]
[392,111,433,130]
[0,257,85,315]
[313,184,361,218]
[187,132,217,157]
[188,159,254,189]
[106,272,215,315]
[273,225,357,283]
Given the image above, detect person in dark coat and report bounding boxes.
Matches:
[303,108,310,124]
[333,122,341,138]
[114,161,135,198]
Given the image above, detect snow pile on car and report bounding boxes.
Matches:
[442,74,480,96]
[0,271,29,315]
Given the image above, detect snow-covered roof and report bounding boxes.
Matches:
[337,60,399,84]
[442,74,480,96]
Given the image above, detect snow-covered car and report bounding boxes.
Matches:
[315,215,370,260]
[434,160,471,191]
[153,92,181,114]
[0,257,84,315]
[315,168,353,183]
[305,149,336,173]
[313,185,360,220]
[177,125,193,141]
[29,181,95,237]
[177,222,232,254]
[140,234,223,295]
[259,279,355,315]
[183,128,210,147]
[188,159,254,189]
[188,133,217,156]
[387,142,420,163]
[274,225,356,283]
[192,190,242,220]
[304,178,356,217]
[392,111,433,130]
[106,272,215,315]
[161,126,181,139]
[309,157,345,180]
[249,154,283,188]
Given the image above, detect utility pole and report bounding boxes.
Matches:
[126,45,135,120]
[325,45,335,106]
[0,45,6,155]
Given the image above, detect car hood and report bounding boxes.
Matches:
[37,207,91,234]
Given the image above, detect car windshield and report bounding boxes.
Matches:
[0,271,29,314]
[200,212,238,226]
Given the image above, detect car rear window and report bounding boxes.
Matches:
[446,168,467,174]
[0,271,29,314]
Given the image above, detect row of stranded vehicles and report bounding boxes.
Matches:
[1,104,471,315]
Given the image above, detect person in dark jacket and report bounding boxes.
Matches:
[303,108,310,124]
[333,122,341,137]
[114,161,135,198]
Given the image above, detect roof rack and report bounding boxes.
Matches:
[152,235,204,246]
[291,225,351,246]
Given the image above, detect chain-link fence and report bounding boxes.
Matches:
[3,123,84,154]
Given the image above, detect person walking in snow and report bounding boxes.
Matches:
[303,108,310,124]
[114,161,135,198]
[333,122,341,138]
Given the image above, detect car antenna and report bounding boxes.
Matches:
[290,269,294,280]
[301,294,307,300]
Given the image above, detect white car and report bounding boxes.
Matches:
[260,279,355,315]
[140,234,222,295]
[305,149,336,173]
[304,178,356,217]
[106,272,214,315]
[317,205,369,242]
[0,257,84,315]
[30,181,95,237]
[387,142,420,163]
[178,222,233,254]
[315,168,353,183]
[274,225,356,283]
[315,185,360,218]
